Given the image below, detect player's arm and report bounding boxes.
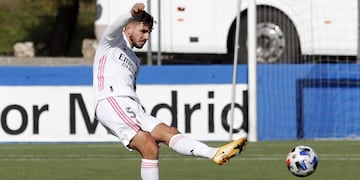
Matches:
[101,12,131,42]
[102,3,145,42]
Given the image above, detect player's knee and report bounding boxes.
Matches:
[168,126,179,135]
[151,124,180,143]
[132,131,159,159]
[147,142,159,156]
[142,140,159,159]
[144,133,159,151]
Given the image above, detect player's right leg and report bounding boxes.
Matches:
[150,122,247,165]
[134,99,248,166]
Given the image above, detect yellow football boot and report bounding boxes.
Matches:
[212,137,247,165]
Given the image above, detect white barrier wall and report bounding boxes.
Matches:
[0,85,248,142]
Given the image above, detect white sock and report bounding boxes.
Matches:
[141,159,159,180]
[169,134,217,159]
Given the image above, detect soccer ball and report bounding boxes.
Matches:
[286,145,318,177]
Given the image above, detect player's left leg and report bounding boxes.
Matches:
[129,130,160,180]
[96,97,161,180]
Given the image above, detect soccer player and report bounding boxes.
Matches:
[93,3,247,180]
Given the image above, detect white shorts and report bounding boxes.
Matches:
[95,96,162,149]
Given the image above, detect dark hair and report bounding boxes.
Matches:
[129,11,154,29]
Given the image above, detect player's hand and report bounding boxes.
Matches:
[131,3,145,17]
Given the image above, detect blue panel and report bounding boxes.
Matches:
[1,66,93,85]
[2,63,360,140]
[257,64,360,140]
[257,64,315,140]
[0,65,248,85]
[138,65,248,84]
[298,79,360,139]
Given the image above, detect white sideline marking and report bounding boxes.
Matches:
[0,154,360,161]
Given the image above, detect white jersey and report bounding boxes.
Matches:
[93,12,140,106]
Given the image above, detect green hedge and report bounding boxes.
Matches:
[0,0,96,57]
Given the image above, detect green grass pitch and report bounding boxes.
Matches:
[0,140,359,180]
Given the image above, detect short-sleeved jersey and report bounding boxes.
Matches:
[93,12,141,106]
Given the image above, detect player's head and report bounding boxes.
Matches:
[125,11,154,49]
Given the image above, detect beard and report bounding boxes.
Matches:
[134,42,145,49]
[129,34,146,49]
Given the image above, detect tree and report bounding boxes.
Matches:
[37,0,94,57]
[45,0,79,56]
